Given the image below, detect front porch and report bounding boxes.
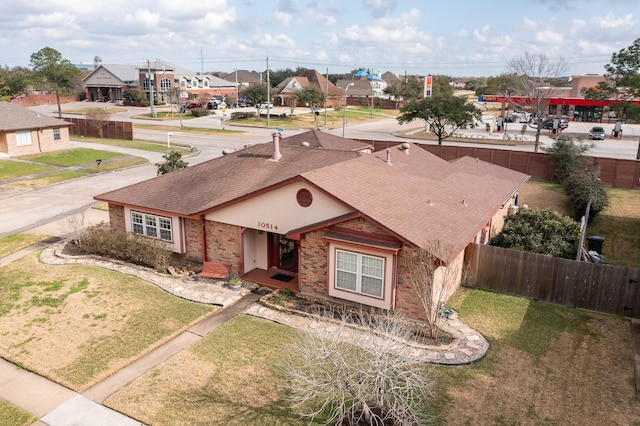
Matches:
[242,268,299,292]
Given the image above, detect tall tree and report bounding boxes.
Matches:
[586,38,640,121]
[504,52,568,152]
[297,86,325,125]
[29,47,82,118]
[397,93,481,144]
[0,65,33,99]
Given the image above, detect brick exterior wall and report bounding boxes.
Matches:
[2,127,71,157]
[182,219,203,262]
[298,216,434,322]
[108,205,125,230]
[205,221,241,272]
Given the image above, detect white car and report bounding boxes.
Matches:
[257,102,273,109]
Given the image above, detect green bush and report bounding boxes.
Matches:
[78,225,172,271]
[122,88,149,107]
[190,108,210,117]
[544,135,609,222]
[490,208,581,259]
[563,166,609,222]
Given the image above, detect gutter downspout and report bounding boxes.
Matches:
[200,217,207,263]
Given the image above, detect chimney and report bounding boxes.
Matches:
[385,148,392,165]
[269,132,282,162]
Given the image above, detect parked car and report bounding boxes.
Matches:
[207,99,221,110]
[186,102,204,110]
[589,126,606,140]
[257,102,273,109]
[542,118,569,130]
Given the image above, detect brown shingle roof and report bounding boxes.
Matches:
[95,143,360,216]
[96,140,529,262]
[301,146,529,261]
[0,102,71,131]
[280,130,372,151]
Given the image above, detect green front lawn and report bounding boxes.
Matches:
[18,148,123,167]
[0,159,55,180]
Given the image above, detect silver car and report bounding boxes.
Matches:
[589,126,605,140]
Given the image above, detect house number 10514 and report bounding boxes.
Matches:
[258,222,278,231]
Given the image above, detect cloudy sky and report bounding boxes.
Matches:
[0,0,638,77]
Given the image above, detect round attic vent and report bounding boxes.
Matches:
[296,188,313,207]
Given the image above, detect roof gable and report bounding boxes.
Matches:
[0,102,71,131]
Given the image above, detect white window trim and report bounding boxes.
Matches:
[335,249,384,298]
[53,128,61,141]
[131,210,173,243]
[328,242,395,310]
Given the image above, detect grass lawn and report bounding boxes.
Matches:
[518,178,640,267]
[227,107,394,131]
[106,315,317,425]
[0,253,215,391]
[18,148,123,167]
[0,233,49,258]
[103,291,639,425]
[62,107,122,115]
[0,159,55,180]
[436,288,639,425]
[72,136,194,153]
[0,399,35,426]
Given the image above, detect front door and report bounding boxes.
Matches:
[268,233,298,272]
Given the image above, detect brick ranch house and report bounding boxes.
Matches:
[94,130,529,321]
[0,102,71,157]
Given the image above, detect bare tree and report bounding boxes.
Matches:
[286,93,298,115]
[505,52,568,152]
[85,107,111,138]
[398,241,464,340]
[280,308,435,425]
[165,86,185,127]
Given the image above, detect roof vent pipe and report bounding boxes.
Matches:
[386,148,392,165]
[269,132,282,162]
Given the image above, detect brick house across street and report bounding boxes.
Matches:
[0,101,71,157]
[94,130,529,321]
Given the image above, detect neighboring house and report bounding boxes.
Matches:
[82,60,236,105]
[219,69,262,94]
[94,130,529,321]
[274,70,343,108]
[83,64,139,103]
[0,102,71,157]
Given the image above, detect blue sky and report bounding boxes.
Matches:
[0,0,638,77]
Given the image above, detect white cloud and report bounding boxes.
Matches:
[598,12,634,29]
[363,0,397,18]
[535,29,564,44]
[453,30,468,37]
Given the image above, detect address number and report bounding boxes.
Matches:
[258,222,278,231]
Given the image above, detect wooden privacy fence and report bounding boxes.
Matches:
[65,118,134,140]
[464,243,640,318]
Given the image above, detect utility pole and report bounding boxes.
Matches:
[266,56,270,126]
[147,59,156,118]
[324,67,329,127]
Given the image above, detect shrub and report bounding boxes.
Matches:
[122,88,149,107]
[543,135,592,184]
[563,166,609,222]
[77,225,172,271]
[490,208,581,259]
[190,108,210,117]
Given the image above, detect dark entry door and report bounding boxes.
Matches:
[268,233,298,272]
